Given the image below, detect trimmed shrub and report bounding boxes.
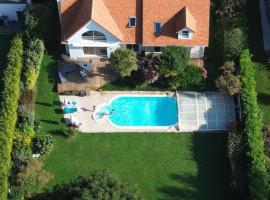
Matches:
[110,48,138,77]
[0,35,23,200]
[19,89,36,106]
[181,64,204,89]
[262,125,270,157]
[12,131,32,160]
[215,61,242,96]
[64,127,78,139]
[167,75,182,90]
[24,67,38,90]
[23,39,45,90]
[18,123,35,138]
[17,104,35,126]
[157,46,190,78]
[224,28,247,60]
[166,64,203,90]
[239,50,268,200]
[32,135,53,155]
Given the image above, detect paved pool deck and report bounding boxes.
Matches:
[60,91,179,133]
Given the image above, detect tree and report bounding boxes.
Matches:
[157,46,190,78]
[224,28,247,60]
[140,54,159,84]
[31,170,142,200]
[181,64,204,89]
[166,64,203,90]
[110,48,138,77]
[215,61,242,96]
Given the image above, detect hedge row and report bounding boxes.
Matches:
[0,35,23,200]
[239,50,268,200]
[23,39,45,90]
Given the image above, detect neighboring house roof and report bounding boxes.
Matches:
[59,0,210,47]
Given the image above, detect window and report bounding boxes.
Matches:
[126,44,139,52]
[81,31,106,42]
[181,31,190,38]
[154,47,161,52]
[129,16,136,27]
[154,22,162,34]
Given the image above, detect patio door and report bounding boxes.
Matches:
[83,47,107,57]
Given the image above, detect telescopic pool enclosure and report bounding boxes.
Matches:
[176,92,236,132]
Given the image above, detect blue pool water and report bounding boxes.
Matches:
[108,96,178,127]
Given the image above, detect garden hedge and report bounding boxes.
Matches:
[239,50,268,200]
[23,38,45,90]
[0,35,23,200]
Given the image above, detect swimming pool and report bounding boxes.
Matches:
[106,96,178,127]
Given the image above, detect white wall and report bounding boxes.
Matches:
[0,4,27,21]
[190,46,205,58]
[67,20,121,58]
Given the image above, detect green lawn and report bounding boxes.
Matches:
[247,0,270,124]
[35,55,66,133]
[35,54,231,199]
[43,133,231,200]
[255,63,270,124]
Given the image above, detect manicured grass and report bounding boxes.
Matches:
[254,63,270,124]
[35,55,231,199]
[247,0,270,125]
[43,133,231,200]
[35,55,66,134]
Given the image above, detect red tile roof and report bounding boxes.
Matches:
[59,0,210,47]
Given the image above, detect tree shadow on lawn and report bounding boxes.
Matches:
[44,56,60,92]
[157,133,231,200]
[257,93,270,106]
[36,101,53,107]
[40,120,60,125]
[157,173,199,200]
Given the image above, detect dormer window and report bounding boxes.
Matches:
[177,28,193,39]
[154,22,162,34]
[181,31,190,38]
[129,16,136,27]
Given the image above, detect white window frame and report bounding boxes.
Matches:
[129,16,136,28]
[177,28,193,40]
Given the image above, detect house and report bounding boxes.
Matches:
[57,0,210,59]
[260,0,270,56]
[0,0,31,25]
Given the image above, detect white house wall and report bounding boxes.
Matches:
[67,20,121,58]
[0,4,27,21]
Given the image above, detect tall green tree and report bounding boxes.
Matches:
[31,170,142,200]
[110,48,138,77]
[157,46,190,78]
